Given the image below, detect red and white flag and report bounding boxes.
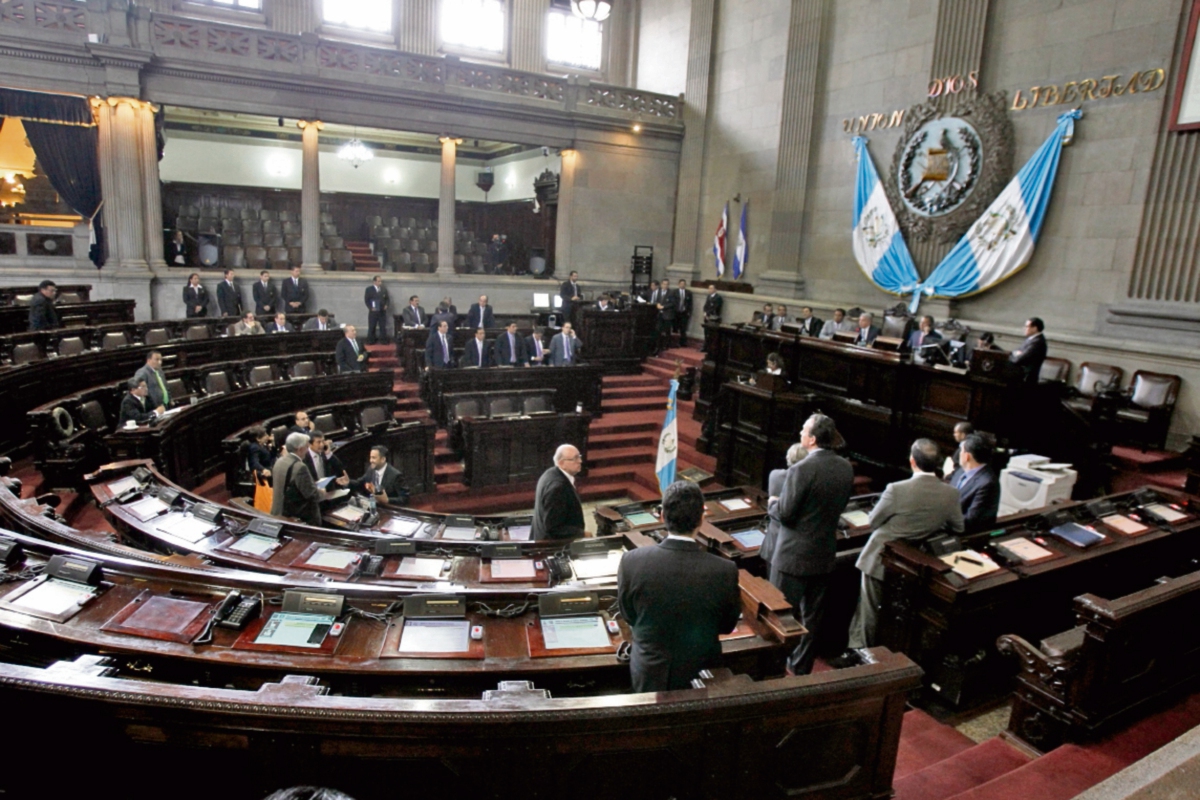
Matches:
[713,203,728,277]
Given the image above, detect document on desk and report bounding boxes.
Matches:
[571,550,622,579]
[105,476,141,496]
[395,557,446,579]
[718,498,752,512]
[541,615,612,650]
[228,533,280,557]
[155,512,216,543]
[440,526,477,541]
[506,524,532,541]
[490,559,538,579]
[1145,503,1187,523]
[384,517,423,537]
[996,537,1055,563]
[254,612,334,648]
[305,547,360,570]
[124,495,169,521]
[840,509,871,528]
[1048,522,1106,548]
[10,578,96,616]
[399,619,471,653]
[1100,514,1150,535]
[330,505,365,523]
[731,529,766,549]
[624,511,659,527]
[940,549,1001,579]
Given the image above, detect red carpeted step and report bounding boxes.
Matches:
[1110,445,1185,472]
[603,374,666,389]
[603,385,670,401]
[603,396,668,413]
[894,709,978,780]
[588,446,659,468]
[893,738,1030,800]
[589,432,659,450]
[589,412,661,435]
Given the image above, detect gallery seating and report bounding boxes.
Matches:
[1113,370,1182,450]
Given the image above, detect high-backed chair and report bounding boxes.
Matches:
[334,249,356,271]
[143,328,170,347]
[291,360,317,379]
[523,395,550,414]
[242,220,262,235]
[11,343,42,365]
[360,405,390,431]
[245,246,268,269]
[57,292,83,304]
[270,424,289,449]
[184,325,209,341]
[223,233,243,247]
[452,398,482,420]
[1064,363,1123,415]
[248,365,276,386]
[264,233,284,248]
[165,378,188,404]
[57,337,86,357]
[1114,371,1182,451]
[313,413,339,435]
[268,246,290,270]
[240,208,258,220]
[278,210,293,223]
[259,209,277,221]
[101,331,128,350]
[488,397,516,417]
[79,400,108,433]
[224,246,246,269]
[205,371,232,395]
[1039,357,1071,385]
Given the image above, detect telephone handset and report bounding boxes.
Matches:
[214,591,262,630]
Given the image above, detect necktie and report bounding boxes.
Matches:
[441,334,449,363]
[680,290,685,306]
[563,335,571,362]
[314,455,325,480]
[351,339,358,354]
[156,370,169,406]
[415,308,421,324]
[478,340,483,361]
[508,333,516,363]
[536,339,542,359]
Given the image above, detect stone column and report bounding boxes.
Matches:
[298,120,323,270]
[95,97,149,270]
[437,136,460,275]
[510,0,546,74]
[398,0,438,55]
[138,103,166,269]
[667,0,717,282]
[554,148,577,273]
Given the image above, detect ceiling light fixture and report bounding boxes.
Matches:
[571,0,611,22]
[338,130,373,169]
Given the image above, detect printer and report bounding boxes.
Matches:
[999,454,1078,517]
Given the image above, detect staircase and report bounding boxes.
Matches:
[345,241,382,272]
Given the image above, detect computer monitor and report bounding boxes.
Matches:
[532,292,550,309]
[552,295,563,309]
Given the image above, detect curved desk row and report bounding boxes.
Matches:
[0,298,135,335]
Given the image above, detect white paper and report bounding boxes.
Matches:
[305,547,360,570]
[940,549,1001,579]
[490,560,538,579]
[105,476,141,496]
[394,557,446,579]
[506,524,532,541]
[254,612,334,648]
[1100,514,1150,535]
[441,526,477,541]
[1146,503,1187,523]
[399,618,471,653]
[315,476,337,490]
[228,533,280,556]
[997,537,1054,562]
[330,505,365,523]
[718,498,752,512]
[384,517,423,537]
[155,512,216,543]
[840,509,871,527]
[731,530,765,548]
[540,615,612,650]
[124,496,169,521]
[10,579,96,616]
[571,550,622,579]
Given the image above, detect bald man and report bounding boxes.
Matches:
[531,444,586,540]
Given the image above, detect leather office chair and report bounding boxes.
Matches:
[184,325,209,341]
[165,378,188,404]
[79,400,108,433]
[1039,357,1071,385]
[880,311,912,341]
[271,425,289,449]
[1114,371,1181,451]
[205,372,232,395]
[143,328,170,347]
[57,337,85,357]
[267,246,289,270]
[360,405,390,431]
[264,233,284,248]
[522,395,550,414]
[11,343,41,365]
[453,398,482,420]
[248,365,276,386]
[1064,363,1123,415]
[291,360,317,379]
[101,332,128,350]
[224,246,246,269]
[489,397,516,417]
[313,413,339,435]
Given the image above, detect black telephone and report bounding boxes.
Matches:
[214,591,262,630]
[360,555,384,577]
[546,553,571,584]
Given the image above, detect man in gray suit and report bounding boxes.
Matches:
[767,415,855,675]
[548,322,583,366]
[835,438,964,665]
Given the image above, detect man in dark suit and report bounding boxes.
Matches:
[467,294,496,329]
[949,434,1001,533]
[907,315,943,350]
[618,480,741,693]
[493,321,528,366]
[304,430,349,485]
[526,328,548,366]
[167,230,188,266]
[649,279,676,354]
[364,275,389,345]
[118,378,162,426]
[351,444,409,505]
[424,320,455,369]
[431,303,457,331]
[1010,317,1047,384]
[267,312,293,334]
[673,279,692,347]
[27,280,59,331]
[854,312,881,346]
[768,415,855,675]
[271,433,323,526]
[834,439,963,665]
[217,269,242,317]
[401,295,427,328]
[461,328,491,368]
[797,307,823,337]
[289,411,314,437]
[703,284,723,323]
[560,270,582,321]
[183,273,209,318]
[595,293,615,312]
[252,270,277,315]
[548,322,582,366]
[280,266,309,312]
[753,303,774,327]
[335,325,368,373]
[531,444,585,540]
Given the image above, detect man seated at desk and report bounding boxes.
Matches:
[797,306,822,337]
[267,312,293,334]
[820,308,856,339]
[527,327,548,366]
[832,439,963,666]
[549,322,583,366]
[771,305,791,332]
[425,320,456,369]
[854,312,881,346]
[271,433,336,527]
[303,309,333,331]
[532,444,585,540]
[461,327,492,368]
[289,411,315,437]
[231,311,264,336]
[949,434,1001,534]
[304,430,350,487]
[350,444,409,506]
[753,303,774,327]
[402,295,427,328]
[618,480,741,692]
[493,321,529,366]
[595,293,616,312]
[119,378,163,426]
[908,315,942,351]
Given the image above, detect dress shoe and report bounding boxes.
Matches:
[826,650,861,669]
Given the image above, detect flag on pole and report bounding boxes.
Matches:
[732,201,748,279]
[851,136,920,298]
[713,203,728,277]
[656,379,679,494]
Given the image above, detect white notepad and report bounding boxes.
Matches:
[490,559,538,579]
[718,498,751,512]
[940,549,1001,579]
[1146,503,1187,523]
[399,619,471,653]
[840,509,871,527]
[571,550,622,579]
[395,557,446,579]
[228,533,280,556]
[124,496,169,521]
[384,517,423,537]
[305,547,360,570]
[540,615,611,649]
[996,538,1054,562]
[330,505,365,523]
[10,579,96,616]
[507,525,532,541]
[105,476,141,496]
[155,512,215,543]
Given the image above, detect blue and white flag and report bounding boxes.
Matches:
[713,203,728,277]
[851,136,920,296]
[656,379,679,494]
[910,109,1082,311]
[732,201,748,279]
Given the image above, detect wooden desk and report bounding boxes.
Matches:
[593,486,771,537]
[571,304,658,373]
[462,412,590,487]
[706,380,812,489]
[0,298,135,334]
[0,283,91,304]
[422,364,604,427]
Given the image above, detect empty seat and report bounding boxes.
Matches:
[285,234,302,248]
[523,395,550,414]
[333,249,355,271]
[278,210,293,222]
[270,424,289,449]
[242,220,262,234]
[320,212,334,224]
[452,398,481,420]
[262,220,282,235]
[426,239,437,253]
[248,365,276,386]
[389,250,412,271]
[165,378,187,402]
[313,412,338,433]
[282,221,301,236]
[287,246,303,266]
[880,314,911,340]
[101,331,128,350]
[1039,357,1071,385]
[11,343,42,365]
[184,325,209,341]
[291,360,317,379]
[1114,371,1182,450]
[143,328,169,346]
[221,219,242,233]
[1065,363,1123,415]
[488,397,516,417]
[321,223,338,236]
[205,372,232,395]
[175,216,197,231]
[396,227,412,240]
[57,337,85,357]
[268,246,290,269]
[245,246,268,269]
[224,246,246,268]
[324,236,344,249]
[407,239,420,252]
[320,249,333,269]
[453,254,467,272]
[403,217,416,228]
[241,208,258,220]
[264,233,284,248]
[360,405,389,430]
[468,254,482,272]
[259,209,277,221]
[79,400,107,432]
[223,233,243,247]
[243,233,265,248]
[219,207,237,219]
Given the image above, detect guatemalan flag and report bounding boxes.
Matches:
[732,201,748,279]
[713,203,728,277]
[912,109,1082,310]
[851,136,920,296]
[656,379,679,494]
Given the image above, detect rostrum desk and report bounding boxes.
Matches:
[569,303,659,373]
[461,412,590,487]
[422,363,604,426]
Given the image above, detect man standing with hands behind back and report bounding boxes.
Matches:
[767,414,855,675]
[364,275,389,345]
[618,480,742,692]
[253,270,277,315]
[560,270,582,322]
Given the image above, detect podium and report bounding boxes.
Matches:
[709,377,812,490]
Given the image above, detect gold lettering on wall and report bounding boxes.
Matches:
[928,71,979,97]
[1012,69,1167,111]
[841,108,906,133]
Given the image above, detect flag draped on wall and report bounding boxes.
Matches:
[851,110,1082,311]
[713,203,728,277]
[732,201,748,279]
[656,379,679,494]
